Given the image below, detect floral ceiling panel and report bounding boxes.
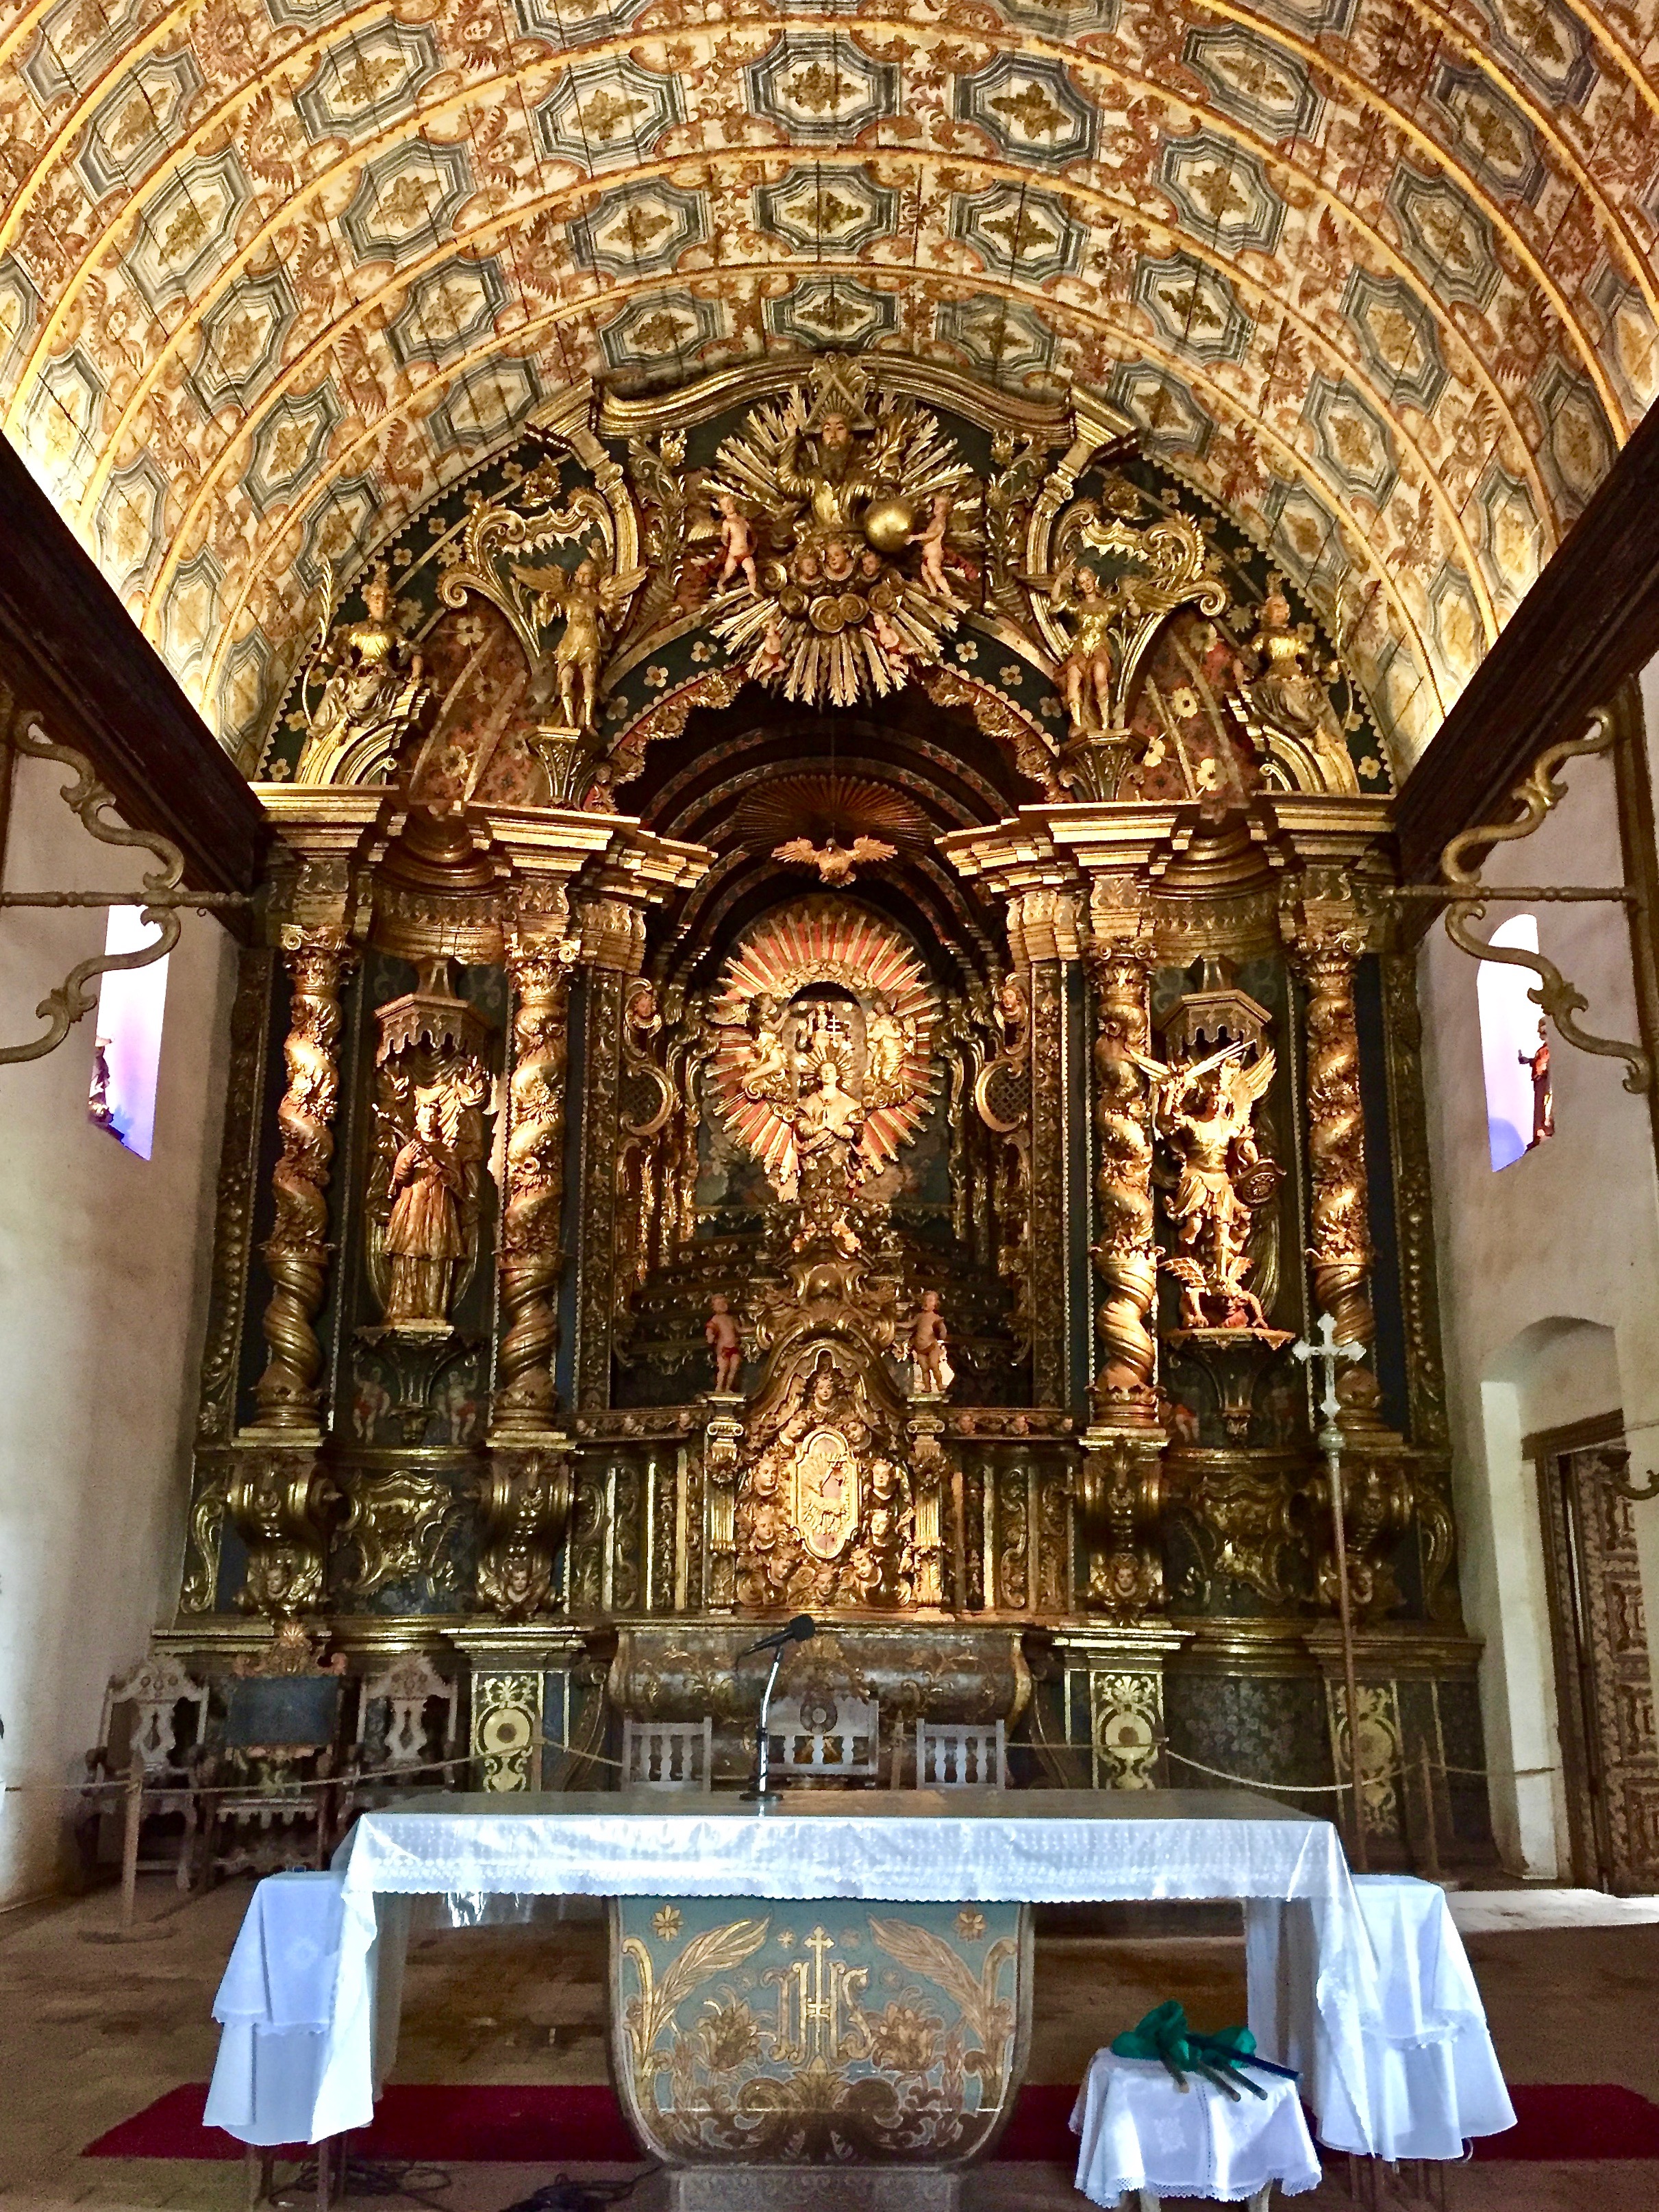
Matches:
[1,0,1655,767]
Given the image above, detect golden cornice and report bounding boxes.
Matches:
[597,354,1087,446]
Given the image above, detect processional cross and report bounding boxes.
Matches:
[1292,1311,1370,1871]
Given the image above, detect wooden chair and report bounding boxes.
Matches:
[77,1653,210,1889]
[768,1695,880,1782]
[199,1630,347,1883]
[623,1716,714,1789]
[913,1717,1006,1789]
[336,1652,460,1833]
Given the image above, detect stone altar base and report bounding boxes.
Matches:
[666,2166,960,2211]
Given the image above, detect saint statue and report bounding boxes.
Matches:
[1139,1039,1281,1332]
[1241,577,1360,796]
[792,1058,864,1252]
[301,563,429,784]
[1521,1020,1554,1150]
[519,554,647,733]
[383,1092,467,1326]
[1039,563,1135,738]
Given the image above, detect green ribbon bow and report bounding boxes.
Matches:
[1110,2000,1299,2102]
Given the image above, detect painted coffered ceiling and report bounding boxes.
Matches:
[0,0,1654,771]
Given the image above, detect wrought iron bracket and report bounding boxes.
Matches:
[1397,707,1652,1097]
[0,689,253,1066]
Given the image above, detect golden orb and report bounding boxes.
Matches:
[862,495,916,556]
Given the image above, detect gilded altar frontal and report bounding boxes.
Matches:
[154,349,1486,1865]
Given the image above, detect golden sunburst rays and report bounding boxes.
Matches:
[710,899,939,1190]
[706,380,977,710]
[730,773,934,854]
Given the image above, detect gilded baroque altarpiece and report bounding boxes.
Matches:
[158,353,1488,1872]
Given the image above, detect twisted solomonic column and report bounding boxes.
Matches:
[491,933,573,1436]
[1299,936,1375,1355]
[1087,945,1159,1422]
[250,927,355,1431]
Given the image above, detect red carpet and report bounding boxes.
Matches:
[82,2079,1658,2165]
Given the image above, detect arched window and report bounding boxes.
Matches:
[1477,913,1551,1171]
[86,908,169,1159]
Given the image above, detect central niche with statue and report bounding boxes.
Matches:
[162,345,1482,1924]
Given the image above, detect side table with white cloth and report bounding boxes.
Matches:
[202,1790,1512,2212]
[1071,2046,1323,2208]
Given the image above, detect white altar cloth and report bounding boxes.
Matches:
[203,1789,1502,2162]
[1070,2050,1323,2204]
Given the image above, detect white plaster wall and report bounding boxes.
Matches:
[0,745,233,1908]
[1418,707,1659,1881]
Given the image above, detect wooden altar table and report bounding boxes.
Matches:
[206,1788,1457,2208]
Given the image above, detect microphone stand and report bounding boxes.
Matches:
[742,1642,788,1806]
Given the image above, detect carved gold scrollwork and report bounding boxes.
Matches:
[1075,1432,1164,1617]
[1306,1447,1415,1618]
[249,927,357,1432]
[477,1443,574,1619]
[342,1469,459,1599]
[227,1447,339,1617]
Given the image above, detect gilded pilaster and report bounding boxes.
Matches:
[703,1396,745,1614]
[249,924,357,1432]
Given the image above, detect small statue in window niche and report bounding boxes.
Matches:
[384,1091,467,1327]
[908,1290,954,1394]
[706,1295,745,1393]
[1521,1020,1554,1149]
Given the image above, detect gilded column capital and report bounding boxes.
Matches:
[477,1440,575,1619]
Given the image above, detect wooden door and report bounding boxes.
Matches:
[1530,1413,1659,1892]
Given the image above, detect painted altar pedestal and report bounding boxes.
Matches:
[609,1892,1032,2210]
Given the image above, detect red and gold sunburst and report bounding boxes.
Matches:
[710,897,938,1191]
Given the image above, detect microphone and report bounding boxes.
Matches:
[738,1615,815,1659]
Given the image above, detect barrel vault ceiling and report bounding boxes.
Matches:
[1,0,1655,771]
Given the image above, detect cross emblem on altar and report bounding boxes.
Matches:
[1291,1310,1366,1433]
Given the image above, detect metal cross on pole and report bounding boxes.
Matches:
[1293,1311,1370,1872]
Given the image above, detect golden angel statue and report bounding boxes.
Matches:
[519,553,647,733]
[737,991,795,1104]
[771,834,897,886]
[862,991,915,1111]
[299,561,430,784]
[1240,575,1360,796]
[1036,562,1136,738]
[1138,1039,1283,1332]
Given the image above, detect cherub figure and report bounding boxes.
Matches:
[712,492,760,593]
[908,1290,953,1393]
[738,991,794,1104]
[521,554,647,733]
[706,1294,745,1392]
[916,492,959,602]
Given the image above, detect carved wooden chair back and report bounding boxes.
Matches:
[78,1654,210,1891]
[914,1719,1006,1789]
[356,1652,460,1774]
[97,1654,209,1776]
[769,1695,880,1778]
[623,1716,715,1790]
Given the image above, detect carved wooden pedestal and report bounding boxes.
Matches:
[610,1892,1030,2209]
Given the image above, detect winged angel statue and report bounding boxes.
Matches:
[1138,1039,1284,1332]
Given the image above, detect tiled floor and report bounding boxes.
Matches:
[1,1878,1656,2212]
